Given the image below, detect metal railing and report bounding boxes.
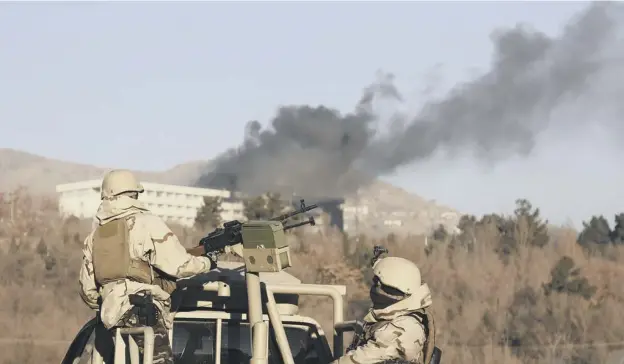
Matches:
[92,327,155,364]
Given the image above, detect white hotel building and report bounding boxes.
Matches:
[55,180,245,227]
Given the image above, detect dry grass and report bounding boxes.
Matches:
[1,188,623,363]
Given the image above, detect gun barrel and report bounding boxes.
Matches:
[270,203,318,222]
[283,216,316,231]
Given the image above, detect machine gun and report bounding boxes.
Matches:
[187,199,318,261]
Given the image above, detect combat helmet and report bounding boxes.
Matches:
[100,169,144,200]
[371,256,422,301]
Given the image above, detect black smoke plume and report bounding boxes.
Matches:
[197,2,624,198]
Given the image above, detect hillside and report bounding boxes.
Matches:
[345,180,460,236]
[0,148,212,194]
[0,148,461,235]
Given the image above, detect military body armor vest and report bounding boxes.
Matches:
[349,308,436,364]
[92,216,176,294]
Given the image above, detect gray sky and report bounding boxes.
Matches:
[4,1,616,228]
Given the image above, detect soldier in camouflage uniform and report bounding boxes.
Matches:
[79,169,216,364]
[333,257,435,364]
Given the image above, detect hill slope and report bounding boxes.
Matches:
[0,148,460,235]
[0,148,212,194]
[345,180,460,236]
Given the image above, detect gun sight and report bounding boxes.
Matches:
[270,199,318,222]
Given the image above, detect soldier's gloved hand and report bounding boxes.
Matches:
[224,243,244,258]
[206,252,219,268]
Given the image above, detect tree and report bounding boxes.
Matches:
[486,213,516,261]
[512,198,549,248]
[36,237,48,257]
[427,199,548,263]
[542,256,596,300]
[577,215,612,247]
[194,196,223,230]
[243,192,285,220]
[431,224,449,242]
[451,215,478,248]
[8,236,20,254]
[495,257,597,363]
[455,213,509,252]
[577,213,624,258]
[611,213,624,243]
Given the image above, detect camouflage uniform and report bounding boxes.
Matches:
[333,257,435,364]
[79,170,215,364]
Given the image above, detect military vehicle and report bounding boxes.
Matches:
[60,201,359,364]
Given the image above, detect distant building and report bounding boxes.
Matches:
[55,180,244,227]
[314,198,345,231]
[342,204,369,233]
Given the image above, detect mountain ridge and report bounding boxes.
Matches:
[0,148,213,194]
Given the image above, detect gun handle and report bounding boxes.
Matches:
[430,347,442,364]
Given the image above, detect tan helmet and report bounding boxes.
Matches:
[100,169,144,199]
[372,256,422,295]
